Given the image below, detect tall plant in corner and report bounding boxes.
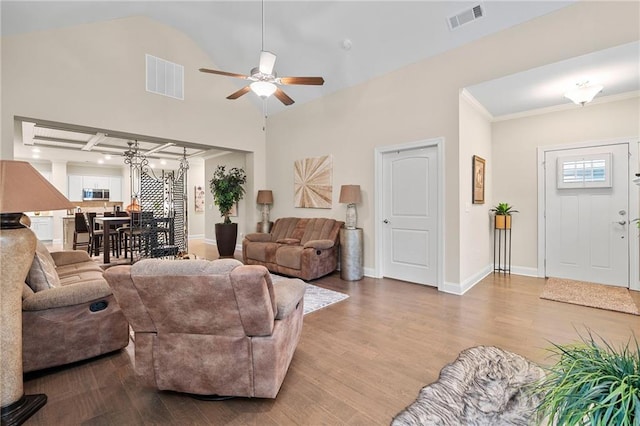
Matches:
[209,165,246,257]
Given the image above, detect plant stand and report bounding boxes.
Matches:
[493,227,511,274]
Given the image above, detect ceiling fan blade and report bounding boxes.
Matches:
[279,76,325,86]
[199,68,249,79]
[226,86,251,100]
[274,88,295,106]
[259,51,277,75]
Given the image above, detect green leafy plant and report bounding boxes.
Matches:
[209,165,246,224]
[536,330,639,426]
[490,202,518,216]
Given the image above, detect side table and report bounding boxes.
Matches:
[340,228,363,281]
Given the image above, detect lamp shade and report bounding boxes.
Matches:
[250,81,277,98]
[339,185,361,204]
[0,160,72,214]
[256,190,274,204]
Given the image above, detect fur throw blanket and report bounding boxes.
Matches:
[392,346,545,426]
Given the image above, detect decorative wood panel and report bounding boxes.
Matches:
[294,155,332,208]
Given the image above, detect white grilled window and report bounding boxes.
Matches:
[557,153,611,189]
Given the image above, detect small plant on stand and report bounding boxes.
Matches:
[490,202,518,229]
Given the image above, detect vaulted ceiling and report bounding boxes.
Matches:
[3,1,638,165]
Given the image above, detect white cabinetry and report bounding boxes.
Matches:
[109,177,123,201]
[83,176,110,189]
[30,216,53,241]
[68,175,123,201]
[68,175,83,201]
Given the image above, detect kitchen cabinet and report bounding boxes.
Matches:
[68,175,123,201]
[68,175,83,201]
[30,216,53,241]
[109,177,123,201]
[83,176,110,189]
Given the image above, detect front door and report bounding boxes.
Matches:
[382,146,438,286]
[544,143,629,287]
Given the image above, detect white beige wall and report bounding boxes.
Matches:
[492,96,640,273]
[459,93,493,287]
[1,16,267,228]
[266,1,639,287]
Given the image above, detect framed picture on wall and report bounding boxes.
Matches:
[194,186,205,212]
[472,155,485,204]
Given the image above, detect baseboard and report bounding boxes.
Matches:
[440,265,493,295]
[509,265,539,277]
[188,234,204,240]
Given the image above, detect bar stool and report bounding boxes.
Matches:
[84,212,119,258]
[72,212,91,251]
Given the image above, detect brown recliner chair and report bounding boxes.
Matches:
[104,258,306,398]
[22,241,130,372]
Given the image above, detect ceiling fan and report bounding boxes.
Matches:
[199,52,324,106]
[198,1,324,106]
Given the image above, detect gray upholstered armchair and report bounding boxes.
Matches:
[104,258,306,398]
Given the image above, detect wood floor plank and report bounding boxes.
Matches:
[23,241,640,425]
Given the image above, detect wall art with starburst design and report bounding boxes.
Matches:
[294,155,332,208]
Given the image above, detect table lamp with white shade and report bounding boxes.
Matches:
[0,160,73,425]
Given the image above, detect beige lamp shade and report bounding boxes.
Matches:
[0,160,73,214]
[257,190,274,204]
[339,185,361,204]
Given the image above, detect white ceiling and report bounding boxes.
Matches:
[3,1,639,165]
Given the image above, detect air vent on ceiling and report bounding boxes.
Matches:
[146,54,184,100]
[448,4,485,30]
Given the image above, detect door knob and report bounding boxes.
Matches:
[383,219,389,224]
[614,220,627,225]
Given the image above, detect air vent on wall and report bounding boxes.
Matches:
[146,54,184,100]
[448,4,485,30]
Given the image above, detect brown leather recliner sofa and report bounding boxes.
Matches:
[22,240,130,372]
[104,258,306,398]
[242,217,344,280]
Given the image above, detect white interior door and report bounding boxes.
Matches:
[544,143,629,287]
[382,146,438,286]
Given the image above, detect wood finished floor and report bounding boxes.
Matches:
[26,241,640,425]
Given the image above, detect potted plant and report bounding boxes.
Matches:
[536,331,639,425]
[491,202,518,229]
[209,165,247,257]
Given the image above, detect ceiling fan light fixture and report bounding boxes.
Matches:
[250,81,277,98]
[564,82,603,106]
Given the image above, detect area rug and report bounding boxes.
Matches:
[392,346,545,426]
[540,277,639,316]
[270,274,349,315]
